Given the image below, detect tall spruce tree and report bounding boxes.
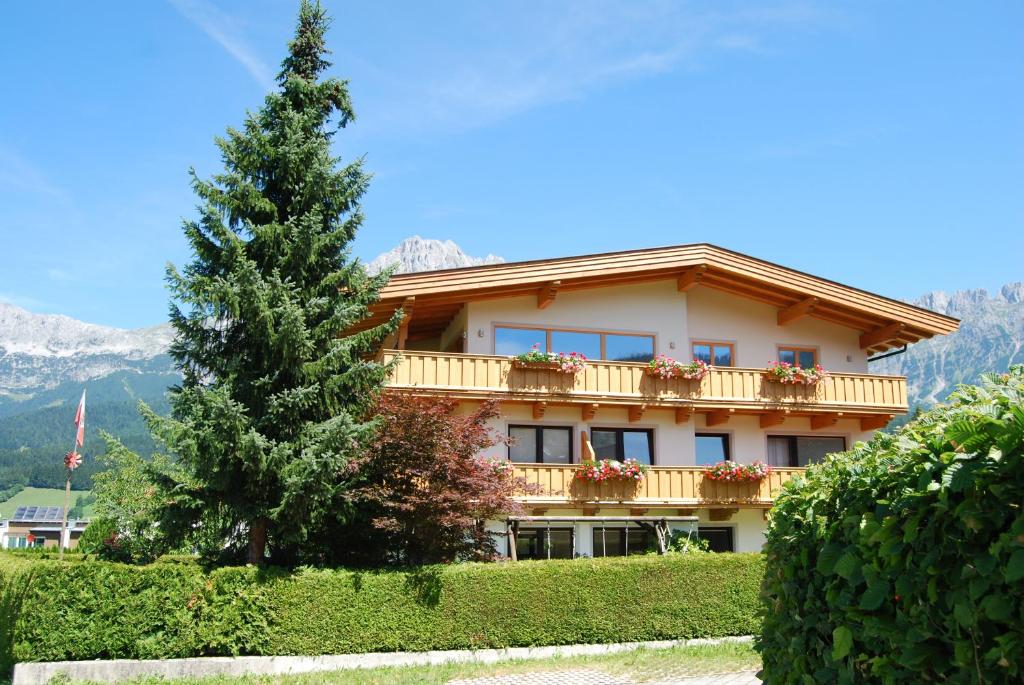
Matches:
[148,0,397,564]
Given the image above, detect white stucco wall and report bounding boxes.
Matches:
[685,286,868,372]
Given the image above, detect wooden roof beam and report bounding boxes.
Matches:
[581,403,599,421]
[860,322,906,350]
[628,404,647,423]
[760,411,788,428]
[395,296,415,349]
[675,407,693,424]
[777,297,819,326]
[537,280,560,309]
[677,265,708,292]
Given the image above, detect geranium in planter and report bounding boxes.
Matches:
[575,458,649,483]
[764,361,829,385]
[646,355,709,380]
[703,460,772,483]
[512,344,587,374]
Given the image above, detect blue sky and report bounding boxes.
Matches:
[1,1,1020,329]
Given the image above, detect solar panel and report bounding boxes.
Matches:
[11,506,65,522]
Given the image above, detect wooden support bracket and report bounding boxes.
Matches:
[582,506,600,517]
[777,297,819,326]
[810,413,841,430]
[860,415,893,431]
[676,508,697,517]
[677,265,708,292]
[537,280,560,309]
[629,508,649,517]
[675,407,693,424]
[704,409,733,427]
[581,403,599,421]
[760,411,787,428]
[860,322,906,350]
[628,404,647,423]
[709,507,739,522]
[532,401,547,420]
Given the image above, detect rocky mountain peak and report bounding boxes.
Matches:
[365,236,504,275]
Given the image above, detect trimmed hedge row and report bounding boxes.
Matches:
[758,368,1024,684]
[0,552,763,664]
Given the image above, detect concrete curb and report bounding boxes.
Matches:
[12,635,755,684]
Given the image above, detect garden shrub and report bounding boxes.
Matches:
[0,551,763,663]
[758,367,1024,684]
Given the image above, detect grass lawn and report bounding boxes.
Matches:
[0,487,93,519]
[61,642,760,685]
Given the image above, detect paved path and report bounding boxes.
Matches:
[448,670,761,685]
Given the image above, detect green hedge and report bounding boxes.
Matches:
[0,552,763,664]
[758,368,1024,684]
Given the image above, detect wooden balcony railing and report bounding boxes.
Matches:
[513,464,804,507]
[383,350,907,414]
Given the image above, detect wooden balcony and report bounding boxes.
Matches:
[383,350,907,417]
[512,464,804,508]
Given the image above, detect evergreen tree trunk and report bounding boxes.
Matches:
[247,518,269,565]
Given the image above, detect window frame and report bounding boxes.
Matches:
[777,345,819,368]
[690,340,735,367]
[767,434,846,467]
[493,324,656,362]
[591,525,654,557]
[508,424,575,464]
[695,432,732,464]
[697,526,736,553]
[589,427,655,465]
[514,527,575,560]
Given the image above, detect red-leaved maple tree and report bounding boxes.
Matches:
[344,395,530,565]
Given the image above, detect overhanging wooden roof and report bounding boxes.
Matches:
[361,243,959,352]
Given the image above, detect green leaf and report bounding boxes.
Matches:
[834,552,861,581]
[816,543,845,575]
[859,581,890,611]
[1007,549,1024,583]
[832,625,854,660]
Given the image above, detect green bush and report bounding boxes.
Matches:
[758,367,1024,684]
[0,552,763,663]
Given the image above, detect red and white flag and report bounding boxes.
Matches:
[74,389,86,448]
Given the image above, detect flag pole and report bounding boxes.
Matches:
[60,388,86,560]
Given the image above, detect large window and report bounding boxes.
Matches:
[592,526,652,557]
[692,341,734,367]
[515,528,574,560]
[778,346,817,368]
[495,326,654,362]
[695,433,730,465]
[509,425,573,464]
[698,526,735,552]
[591,428,654,464]
[767,436,846,467]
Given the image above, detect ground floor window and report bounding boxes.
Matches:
[698,526,735,552]
[767,436,846,467]
[591,526,653,557]
[591,428,654,464]
[515,528,574,560]
[6,536,31,549]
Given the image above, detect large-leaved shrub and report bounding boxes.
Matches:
[758,367,1024,684]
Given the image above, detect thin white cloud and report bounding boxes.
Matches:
[168,0,274,89]
[361,1,839,134]
[0,145,65,199]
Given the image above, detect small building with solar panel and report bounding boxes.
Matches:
[0,506,89,550]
